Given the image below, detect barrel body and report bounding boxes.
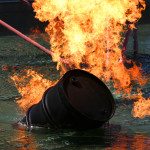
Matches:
[21,69,115,130]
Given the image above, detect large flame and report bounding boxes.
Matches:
[32,0,146,90]
[11,0,149,118]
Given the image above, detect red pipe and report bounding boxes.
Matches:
[0,19,69,64]
[0,19,54,56]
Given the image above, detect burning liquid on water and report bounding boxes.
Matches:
[11,70,57,111]
[11,0,150,118]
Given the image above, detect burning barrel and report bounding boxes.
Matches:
[20,69,115,130]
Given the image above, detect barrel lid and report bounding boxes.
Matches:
[61,69,115,122]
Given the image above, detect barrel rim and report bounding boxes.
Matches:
[58,69,116,122]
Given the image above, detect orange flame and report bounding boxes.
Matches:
[32,0,146,90]
[132,91,150,118]
[11,70,57,112]
[10,0,149,118]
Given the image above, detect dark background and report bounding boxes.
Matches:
[0,0,46,35]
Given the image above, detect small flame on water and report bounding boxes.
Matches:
[11,70,57,112]
[132,91,150,118]
[11,0,149,118]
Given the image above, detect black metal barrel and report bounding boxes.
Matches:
[20,69,115,130]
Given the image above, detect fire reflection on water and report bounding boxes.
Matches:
[11,127,150,150]
[107,134,150,150]
[10,130,37,150]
